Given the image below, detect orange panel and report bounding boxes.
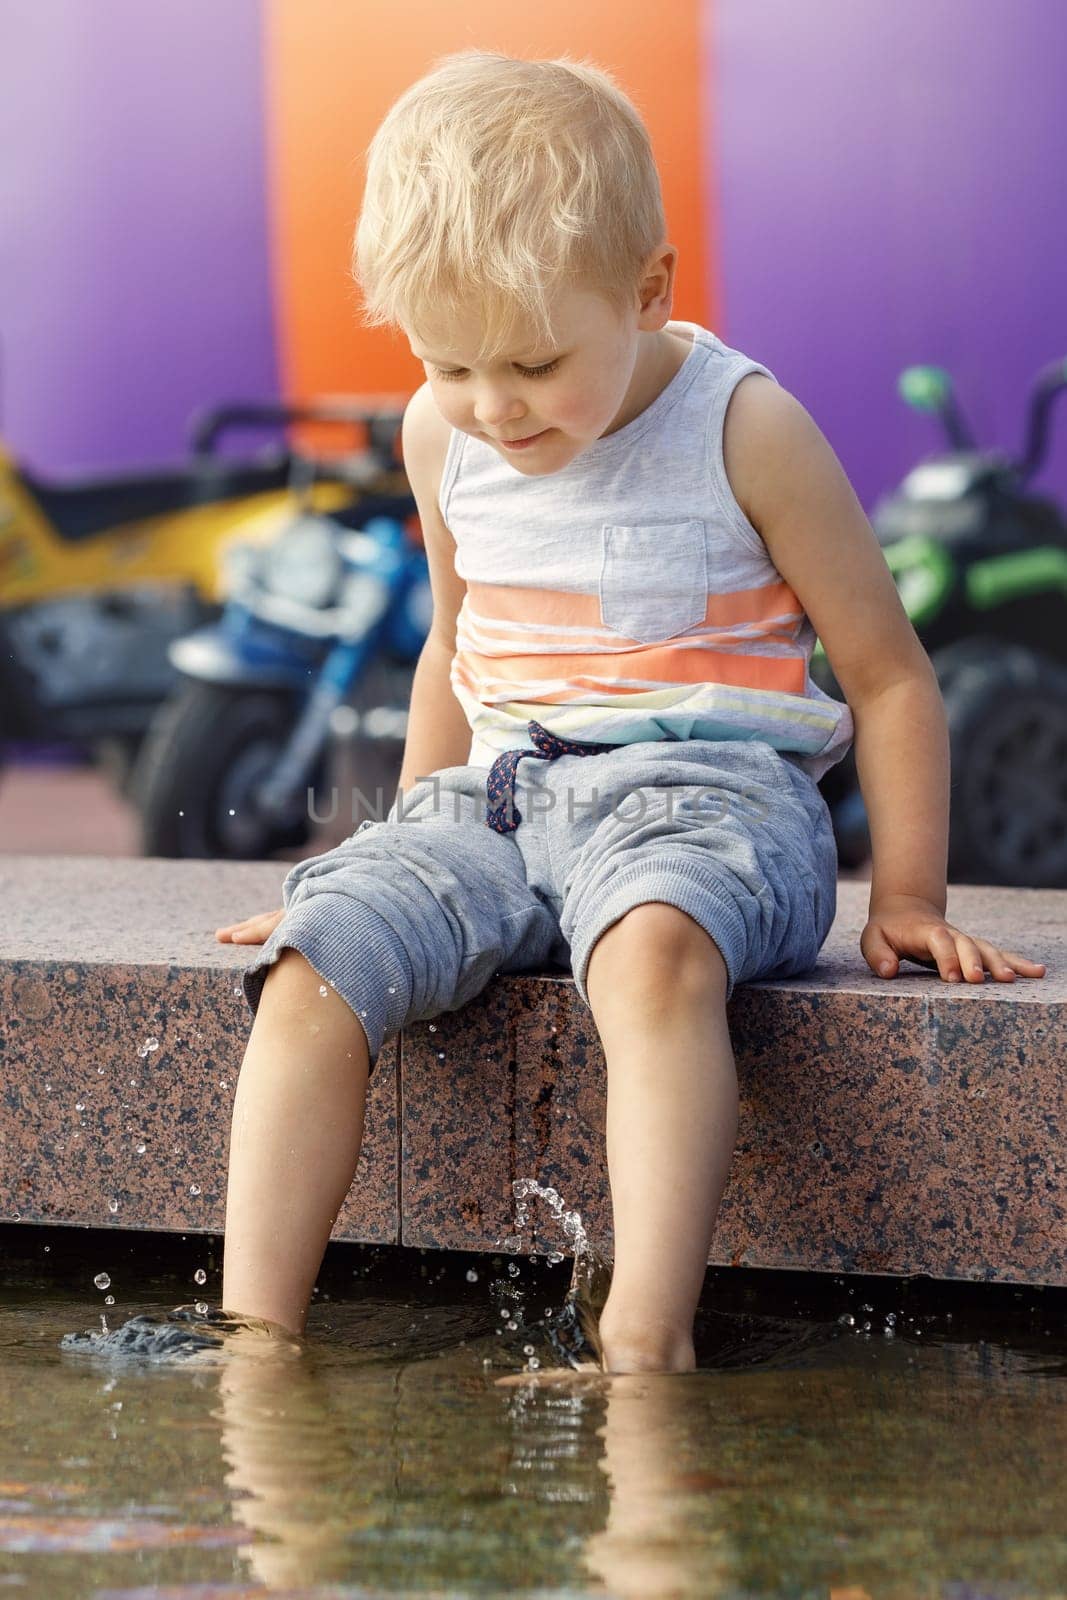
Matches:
[264,0,707,403]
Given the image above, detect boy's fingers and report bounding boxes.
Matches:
[924,924,964,981]
[214,910,284,944]
[957,938,1046,982]
[994,947,1046,975]
[950,932,986,981]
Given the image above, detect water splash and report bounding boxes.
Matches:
[511,1177,590,1259]
[59,1304,304,1364]
[500,1178,612,1369]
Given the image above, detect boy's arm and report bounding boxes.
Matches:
[395,631,472,796]
[395,381,472,797]
[722,376,1046,985]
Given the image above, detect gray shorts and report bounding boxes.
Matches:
[242,739,838,1071]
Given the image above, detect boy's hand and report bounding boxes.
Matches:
[215,909,284,945]
[862,894,1047,984]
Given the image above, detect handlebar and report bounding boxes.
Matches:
[187,397,410,464]
[1017,357,1067,485]
[900,358,1067,484]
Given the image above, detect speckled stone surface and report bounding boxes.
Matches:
[400,881,1066,1285]
[2,860,1063,1282]
[0,857,398,1242]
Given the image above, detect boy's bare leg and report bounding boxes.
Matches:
[585,904,738,1374]
[222,948,372,1337]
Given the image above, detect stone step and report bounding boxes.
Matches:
[1,857,1062,1284]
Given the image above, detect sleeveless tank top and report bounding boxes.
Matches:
[437,319,854,784]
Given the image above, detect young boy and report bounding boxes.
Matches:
[216,49,1046,1373]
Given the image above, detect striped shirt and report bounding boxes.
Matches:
[438,320,854,783]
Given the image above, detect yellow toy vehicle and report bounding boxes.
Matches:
[0,400,408,789]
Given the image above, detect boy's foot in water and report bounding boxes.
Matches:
[59,1303,304,1364]
[495,1246,612,1387]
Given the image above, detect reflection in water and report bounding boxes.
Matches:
[0,1278,1065,1597]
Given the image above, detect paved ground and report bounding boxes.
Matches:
[0,758,332,861]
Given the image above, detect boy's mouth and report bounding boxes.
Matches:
[497,429,550,450]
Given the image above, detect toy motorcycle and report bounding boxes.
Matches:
[131,471,431,859]
[813,359,1067,887]
[0,399,406,793]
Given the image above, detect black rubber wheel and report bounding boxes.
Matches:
[941,643,1067,887]
[132,682,323,859]
[931,635,1009,701]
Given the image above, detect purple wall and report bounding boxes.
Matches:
[712,0,1067,511]
[0,0,277,475]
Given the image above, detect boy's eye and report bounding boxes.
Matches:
[433,360,560,381]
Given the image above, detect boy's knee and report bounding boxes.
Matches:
[261,946,327,1001]
[587,903,728,1001]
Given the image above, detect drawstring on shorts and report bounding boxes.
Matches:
[485,720,615,834]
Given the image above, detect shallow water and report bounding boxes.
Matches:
[1,1232,1065,1599]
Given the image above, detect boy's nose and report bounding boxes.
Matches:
[473,387,526,431]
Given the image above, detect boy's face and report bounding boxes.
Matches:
[405,271,671,476]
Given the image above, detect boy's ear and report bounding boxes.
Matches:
[636,243,678,328]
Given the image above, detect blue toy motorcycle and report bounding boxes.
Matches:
[132,472,431,859]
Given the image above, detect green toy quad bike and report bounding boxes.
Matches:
[812,359,1067,888]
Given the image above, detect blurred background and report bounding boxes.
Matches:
[1,0,1064,883]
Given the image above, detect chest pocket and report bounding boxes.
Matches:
[599,521,708,645]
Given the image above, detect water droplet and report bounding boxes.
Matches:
[505,1319,518,1331]
[97,1066,105,1074]
[219,1080,229,1090]
[527,1356,540,1370]
[837,1313,855,1327]
[135,1142,146,1155]
[189,1184,201,1196]
[507,1262,520,1278]
[104,1295,114,1306]
[437,1050,445,1060]
[94,1273,111,1290]
[860,1303,873,1313]
[233,986,242,997]
[319,985,328,997]
[523,1343,535,1356]
[387,986,397,995]
[107,1199,119,1214]
[178,810,184,817]
[465,1268,479,1283]
[195,1300,209,1314]
[194,1268,207,1285]
[228,808,236,816]
[428,1023,437,1032]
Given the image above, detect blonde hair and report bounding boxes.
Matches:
[352,48,667,362]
